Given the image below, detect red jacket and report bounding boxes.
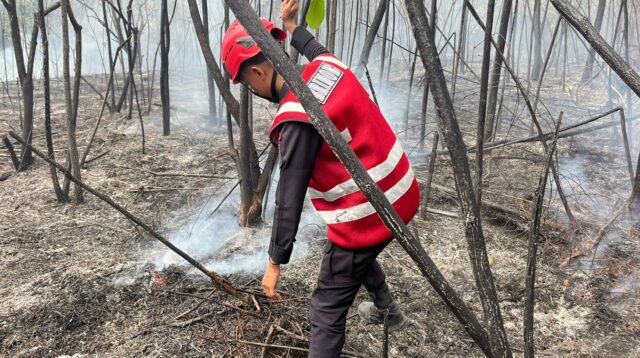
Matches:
[269,54,420,249]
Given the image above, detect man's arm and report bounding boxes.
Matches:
[268,122,323,264]
[290,26,330,62]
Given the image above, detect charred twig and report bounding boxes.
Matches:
[119,165,235,179]
[8,131,240,298]
[175,287,216,321]
[127,186,202,193]
[171,312,214,328]
[272,324,309,342]
[166,290,260,318]
[524,112,563,358]
[231,340,364,357]
[83,150,109,166]
[424,208,459,218]
[259,325,275,358]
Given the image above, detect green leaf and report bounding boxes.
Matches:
[306,0,325,30]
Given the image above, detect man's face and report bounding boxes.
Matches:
[239,63,276,100]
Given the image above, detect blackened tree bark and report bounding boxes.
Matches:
[225,1,494,356]
[484,0,513,141]
[581,0,606,81]
[38,0,66,202]
[326,0,337,53]
[355,0,388,77]
[238,86,259,226]
[404,0,511,356]
[160,0,170,135]
[475,0,496,205]
[61,0,84,204]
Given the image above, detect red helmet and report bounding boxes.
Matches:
[221,18,287,84]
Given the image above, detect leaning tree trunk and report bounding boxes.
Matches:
[60,0,83,203]
[581,0,607,81]
[405,0,512,356]
[224,1,495,356]
[160,0,170,135]
[484,0,514,141]
[355,0,388,77]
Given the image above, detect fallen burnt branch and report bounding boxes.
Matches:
[8,131,240,298]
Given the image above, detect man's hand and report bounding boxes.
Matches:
[262,258,283,301]
[280,0,299,33]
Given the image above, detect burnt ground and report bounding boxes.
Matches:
[1,70,639,357]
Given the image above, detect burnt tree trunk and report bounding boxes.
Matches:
[38,0,66,202]
[355,0,388,77]
[225,1,494,356]
[405,0,511,356]
[160,0,170,135]
[475,0,496,205]
[61,0,83,204]
[484,0,513,141]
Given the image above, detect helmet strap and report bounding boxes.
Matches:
[269,70,279,103]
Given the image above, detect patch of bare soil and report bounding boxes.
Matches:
[1,71,639,357]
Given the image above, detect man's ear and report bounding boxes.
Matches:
[250,65,267,82]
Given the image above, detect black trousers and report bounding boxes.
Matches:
[308,240,393,358]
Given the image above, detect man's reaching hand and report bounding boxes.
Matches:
[280,0,299,33]
[262,257,283,301]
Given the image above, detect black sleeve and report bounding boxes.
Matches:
[268,121,324,264]
[290,26,330,62]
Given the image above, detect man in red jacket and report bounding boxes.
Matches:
[221,1,419,356]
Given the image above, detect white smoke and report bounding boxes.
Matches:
[149,171,325,276]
